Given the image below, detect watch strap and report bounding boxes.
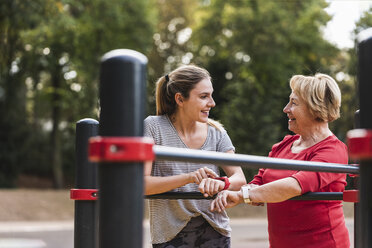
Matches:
[214,177,231,190]
[241,185,252,204]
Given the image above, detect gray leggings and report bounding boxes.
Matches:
[152,216,230,248]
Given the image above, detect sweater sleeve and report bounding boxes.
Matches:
[248,137,287,185]
[144,116,157,142]
[291,139,348,193]
[249,168,265,185]
[217,130,235,153]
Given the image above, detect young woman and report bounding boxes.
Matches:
[144,65,246,247]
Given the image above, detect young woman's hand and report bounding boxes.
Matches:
[188,167,218,184]
[198,178,225,197]
[210,190,243,212]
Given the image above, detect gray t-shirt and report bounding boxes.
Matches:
[144,115,235,244]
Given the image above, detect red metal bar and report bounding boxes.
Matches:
[89,137,154,162]
[347,129,372,160]
[71,189,98,201]
[343,190,359,203]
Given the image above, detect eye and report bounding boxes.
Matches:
[200,95,208,99]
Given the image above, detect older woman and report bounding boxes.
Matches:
[211,73,350,248]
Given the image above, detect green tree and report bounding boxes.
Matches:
[146,0,200,114]
[1,0,155,187]
[335,6,372,136]
[0,0,53,187]
[191,0,339,179]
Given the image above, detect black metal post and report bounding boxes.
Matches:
[146,191,345,201]
[74,118,99,248]
[353,110,360,248]
[98,49,147,248]
[357,28,372,248]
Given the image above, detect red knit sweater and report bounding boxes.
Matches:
[250,135,350,248]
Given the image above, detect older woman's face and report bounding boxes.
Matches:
[283,92,315,135]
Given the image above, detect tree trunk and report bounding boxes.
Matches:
[51,71,63,189]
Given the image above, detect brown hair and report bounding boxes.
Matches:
[155,65,211,116]
[155,65,223,130]
[289,73,341,122]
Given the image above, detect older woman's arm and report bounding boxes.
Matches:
[210,177,302,212]
[249,177,302,203]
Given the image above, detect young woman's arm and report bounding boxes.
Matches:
[220,150,247,190]
[144,161,218,195]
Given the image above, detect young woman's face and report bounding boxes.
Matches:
[181,78,215,123]
[283,92,315,134]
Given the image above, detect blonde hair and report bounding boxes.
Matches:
[289,73,341,122]
[207,118,224,131]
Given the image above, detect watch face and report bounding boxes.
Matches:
[241,186,251,203]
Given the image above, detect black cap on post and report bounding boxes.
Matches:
[98,49,148,248]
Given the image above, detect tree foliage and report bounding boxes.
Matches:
[337,6,372,133]
[0,0,364,187]
[188,0,339,179]
[0,0,54,187]
[0,0,154,187]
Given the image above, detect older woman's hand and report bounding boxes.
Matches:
[210,190,243,212]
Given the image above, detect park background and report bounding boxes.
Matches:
[0,0,371,222]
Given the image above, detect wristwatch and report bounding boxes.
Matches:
[241,185,252,204]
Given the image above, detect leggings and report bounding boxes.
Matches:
[152,215,230,248]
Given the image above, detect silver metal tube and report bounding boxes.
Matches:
[154,145,359,174]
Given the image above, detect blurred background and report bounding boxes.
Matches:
[0,0,371,191]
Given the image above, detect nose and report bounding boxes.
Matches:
[209,96,216,107]
[283,103,290,113]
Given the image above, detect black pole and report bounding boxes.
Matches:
[98,49,147,248]
[74,118,99,248]
[145,191,344,201]
[353,110,360,248]
[357,28,372,248]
